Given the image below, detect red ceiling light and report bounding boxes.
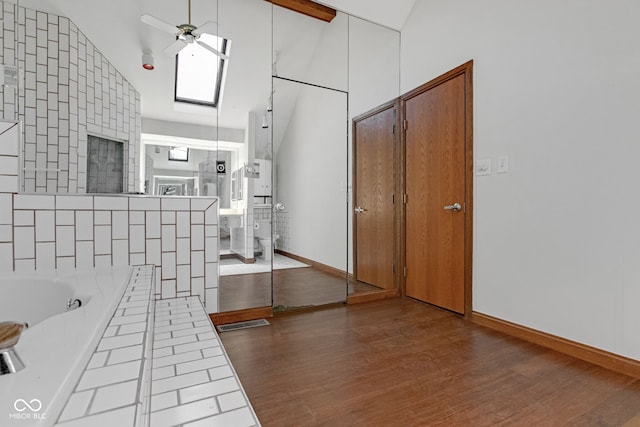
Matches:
[142,49,154,70]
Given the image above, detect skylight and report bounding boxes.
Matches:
[175,34,229,108]
[168,147,189,162]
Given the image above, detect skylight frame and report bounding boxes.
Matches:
[174,37,229,108]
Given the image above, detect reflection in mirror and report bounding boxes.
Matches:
[270,8,350,311]
[347,15,401,298]
[217,111,273,313]
[272,4,348,92]
[4,0,403,315]
[217,0,273,313]
[272,77,348,311]
[215,3,402,313]
[142,144,223,197]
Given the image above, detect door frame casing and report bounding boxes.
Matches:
[400,60,474,317]
[352,98,402,292]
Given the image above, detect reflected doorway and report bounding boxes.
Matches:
[352,101,398,291]
[271,77,348,311]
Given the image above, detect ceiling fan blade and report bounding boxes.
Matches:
[192,21,218,37]
[141,14,179,35]
[196,40,229,60]
[164,39,188,56]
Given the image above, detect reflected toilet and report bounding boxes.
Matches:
[258,235,279,261]
[254,219,279,261]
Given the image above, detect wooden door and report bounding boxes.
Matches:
[403,70,468,314]
[353,103,397,290]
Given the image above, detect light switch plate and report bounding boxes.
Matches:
[497,155,509,174]
[476,159,491,176]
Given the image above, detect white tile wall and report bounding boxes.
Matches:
[14,226,34,258]
[14,209,34,226]
[131,197,159,211]
[0,224,12,241]
[75,210,93,240]
[1,192,219,311]
[0,193,13,223]
[1,2,140,194]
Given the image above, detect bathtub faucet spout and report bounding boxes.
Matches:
[66,298,82,311]
[0,322,27,375]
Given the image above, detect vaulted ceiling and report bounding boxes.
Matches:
[19,0,415,131]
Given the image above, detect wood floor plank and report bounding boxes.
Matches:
[219,266,378,312]
[220,298,640,426]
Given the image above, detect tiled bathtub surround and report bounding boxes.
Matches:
[56,265,155,426]
[0,104,220,313]
[0,1,141,193]
[0,193,220,313]
[1,266,133,426]
[150,297,260,427]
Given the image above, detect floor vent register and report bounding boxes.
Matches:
[217,319,270,332]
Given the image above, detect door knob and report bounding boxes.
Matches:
[443,203,462,212]
[354,207,368,214]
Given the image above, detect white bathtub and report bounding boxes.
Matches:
[0,278,87,328]
[0,267,132,426]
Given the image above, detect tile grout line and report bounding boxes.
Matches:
[148,296,260,426]
[54,265,155,426]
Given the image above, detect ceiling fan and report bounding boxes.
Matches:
[141,0,229,60]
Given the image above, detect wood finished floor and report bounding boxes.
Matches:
[220,298,640,426]
[219,267,378,312]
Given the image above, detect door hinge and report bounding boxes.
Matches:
[403,120,408,130]
[403,267,407,278]
[392,264,395,274]
[392,124,396,134]
[403,193,407,204]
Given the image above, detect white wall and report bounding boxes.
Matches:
[276,83,348,270]
[348,16,400,119]
[320,0,416,31]
[401,0,640,359]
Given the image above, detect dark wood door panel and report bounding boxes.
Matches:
[354,105,396,289]
[405,74,466,313]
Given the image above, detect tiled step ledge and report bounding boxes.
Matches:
[150,297,260,427]
[55,265,155,426]
[52,267,260,427]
